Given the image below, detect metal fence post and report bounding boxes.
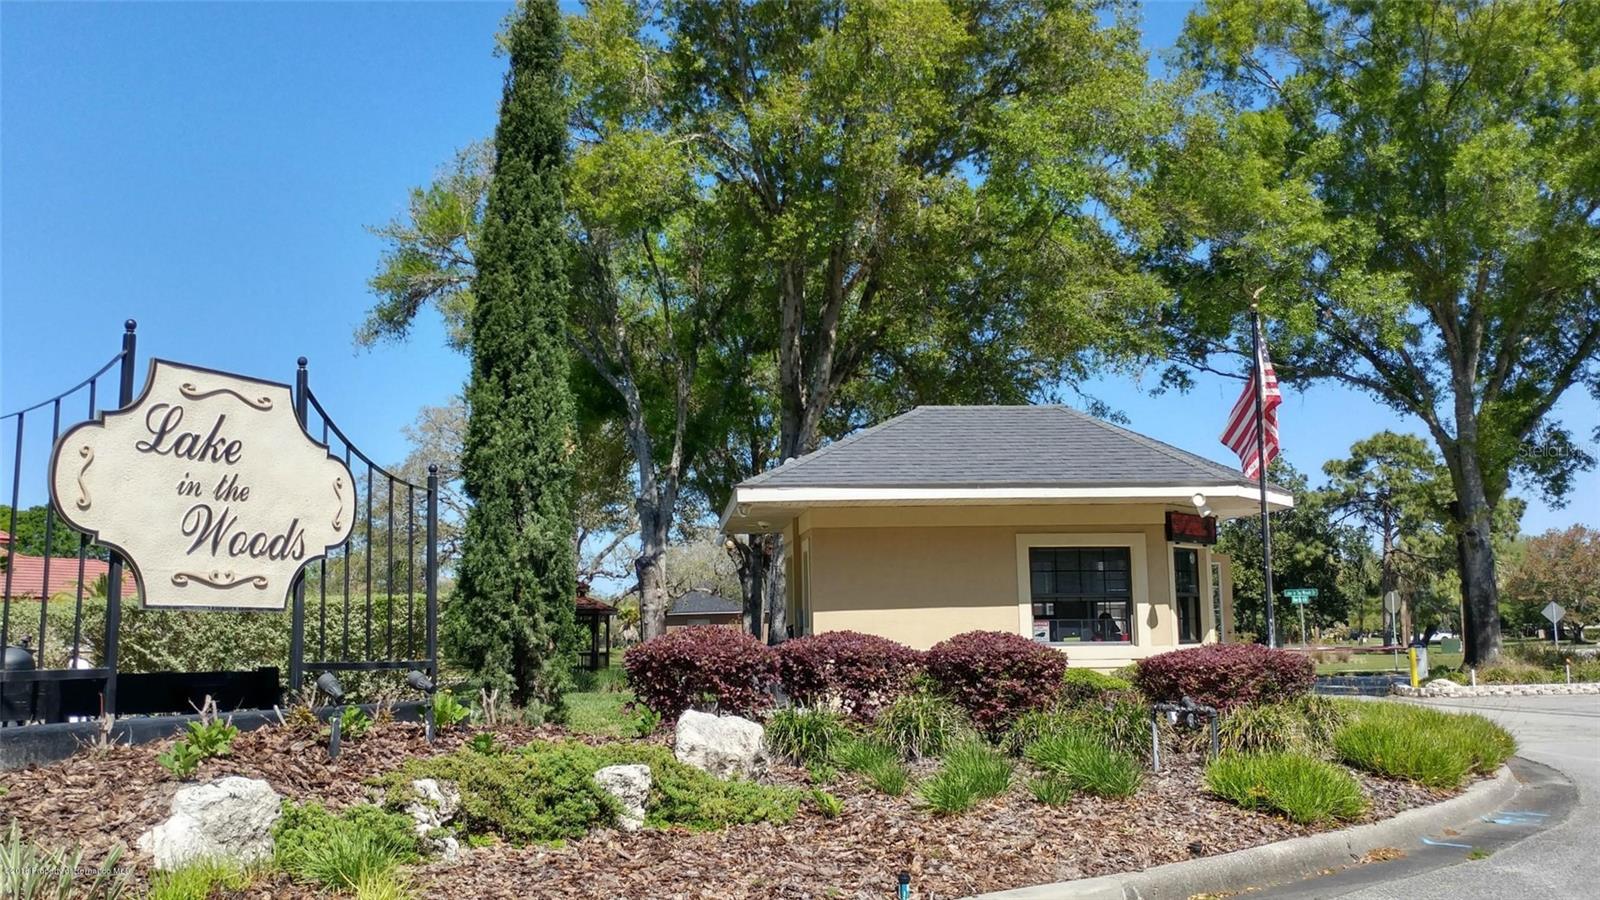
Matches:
[287,357,309,696]
[102,319,137,719]
[425,464,439,681]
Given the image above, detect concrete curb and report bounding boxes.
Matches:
[970,764,1519,900]
[1393,682,1600,699]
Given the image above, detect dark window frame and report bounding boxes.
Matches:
[1028,546,1133,644]
[1174,546,1203,644]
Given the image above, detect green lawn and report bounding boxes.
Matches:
[1314,649,1462,675]
[564,664,638,737]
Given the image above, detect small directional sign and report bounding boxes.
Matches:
[1542,601,1566,625]
[1284,588,1318,606]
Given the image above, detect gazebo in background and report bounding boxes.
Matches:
[574,582,616,671]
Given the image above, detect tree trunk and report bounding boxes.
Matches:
[636,508,669,641]
[1451,456,1503,666]
[731,536,766,639]
[765,532,789,644]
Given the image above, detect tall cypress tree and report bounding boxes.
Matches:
[446,0,576,711]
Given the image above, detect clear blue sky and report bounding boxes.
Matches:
[3,1,1594,534]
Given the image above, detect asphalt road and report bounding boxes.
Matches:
[1263,693,1600,900]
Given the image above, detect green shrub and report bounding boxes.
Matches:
[1205,752,1367,824]
[1334,703,1514,788]
[156,742,206,780]
[1027,775,1074,806]
[432,692,473,729]
[182,719,239,758]
[375,740,799,844]
[273,801,419,891]
[831,737,910,796]
[0,823,132,900]
[339,707,374,741]
[812,789,844,819]
[156,717,241,780]
[1060,668,1133,703]
[766,708,851,766]
[872,690,973,759]
[918,743,1013,814]
[147,858,250,900]
[1023,732,1142,799]
[1219,695,1349,758]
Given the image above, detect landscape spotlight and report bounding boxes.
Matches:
[406,670,436,694]
[315,671,345,704]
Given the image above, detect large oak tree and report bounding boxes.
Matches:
[1151,0,1600,664]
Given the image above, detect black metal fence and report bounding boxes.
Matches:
[0,321,438,727]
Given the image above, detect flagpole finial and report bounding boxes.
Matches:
[1250,285,1266,312]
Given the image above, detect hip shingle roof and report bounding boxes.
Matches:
[738,405,1266,490]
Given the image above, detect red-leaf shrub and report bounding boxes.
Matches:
[924,631,1068,737]
[774,631,922,718]
[624,626,775,719]
[1133,643,1314,711]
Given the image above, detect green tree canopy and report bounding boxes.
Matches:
[1152,0,1600,663]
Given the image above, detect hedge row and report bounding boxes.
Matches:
[624,627,1315,727]
[625,627,1067,730]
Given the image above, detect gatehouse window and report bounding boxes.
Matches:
[1029,547,1132,643]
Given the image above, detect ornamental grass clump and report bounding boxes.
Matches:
[1023,732,1142,799]
[1219,695,1349,758]
[766,707,851,767]
[918,742,1013,815]
[831,736,910,796]
[1334,703,1513,789]
[147,858,251,900]
[872,689,974,759]
[624,626,775,719]
[774,631,922,718]
[1134,644,1314,711]
[1006,696,1151,759]
[273,802,419,893]
[1205,752,1367,824]
[924,631,1068,738]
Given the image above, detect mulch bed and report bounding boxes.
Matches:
[0,721,1459,899]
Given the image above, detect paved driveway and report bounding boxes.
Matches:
[1267,693,1600,899]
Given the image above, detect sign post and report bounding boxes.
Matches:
[1542,602,1566,647]
[1284,588,1317,648]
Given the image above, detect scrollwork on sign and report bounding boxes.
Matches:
[333,477,345,530]
[171,571,270,590]
[74,445,94,510]
[179,382,274,410]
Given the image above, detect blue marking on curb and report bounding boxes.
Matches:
[1421,837,1475,849]
[1482,811,1549,826]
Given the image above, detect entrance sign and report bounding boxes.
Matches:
[48,360,356,610]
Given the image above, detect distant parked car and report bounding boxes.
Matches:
[1428,631,1455,644]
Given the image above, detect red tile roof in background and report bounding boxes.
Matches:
[2,552,136,601]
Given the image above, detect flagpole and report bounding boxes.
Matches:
[1250,297,1277,649]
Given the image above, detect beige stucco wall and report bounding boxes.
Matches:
[791,504,1223,671]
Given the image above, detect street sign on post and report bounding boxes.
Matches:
[1543,602,1566,646]
[1283,588,1317,647]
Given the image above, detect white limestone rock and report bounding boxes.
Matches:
[136,776,282,871]
[593,764,652,831]
[673,709,768,780]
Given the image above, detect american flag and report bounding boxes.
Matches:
[1220,332,1281,480]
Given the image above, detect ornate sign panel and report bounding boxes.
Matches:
[49,360,356,610]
